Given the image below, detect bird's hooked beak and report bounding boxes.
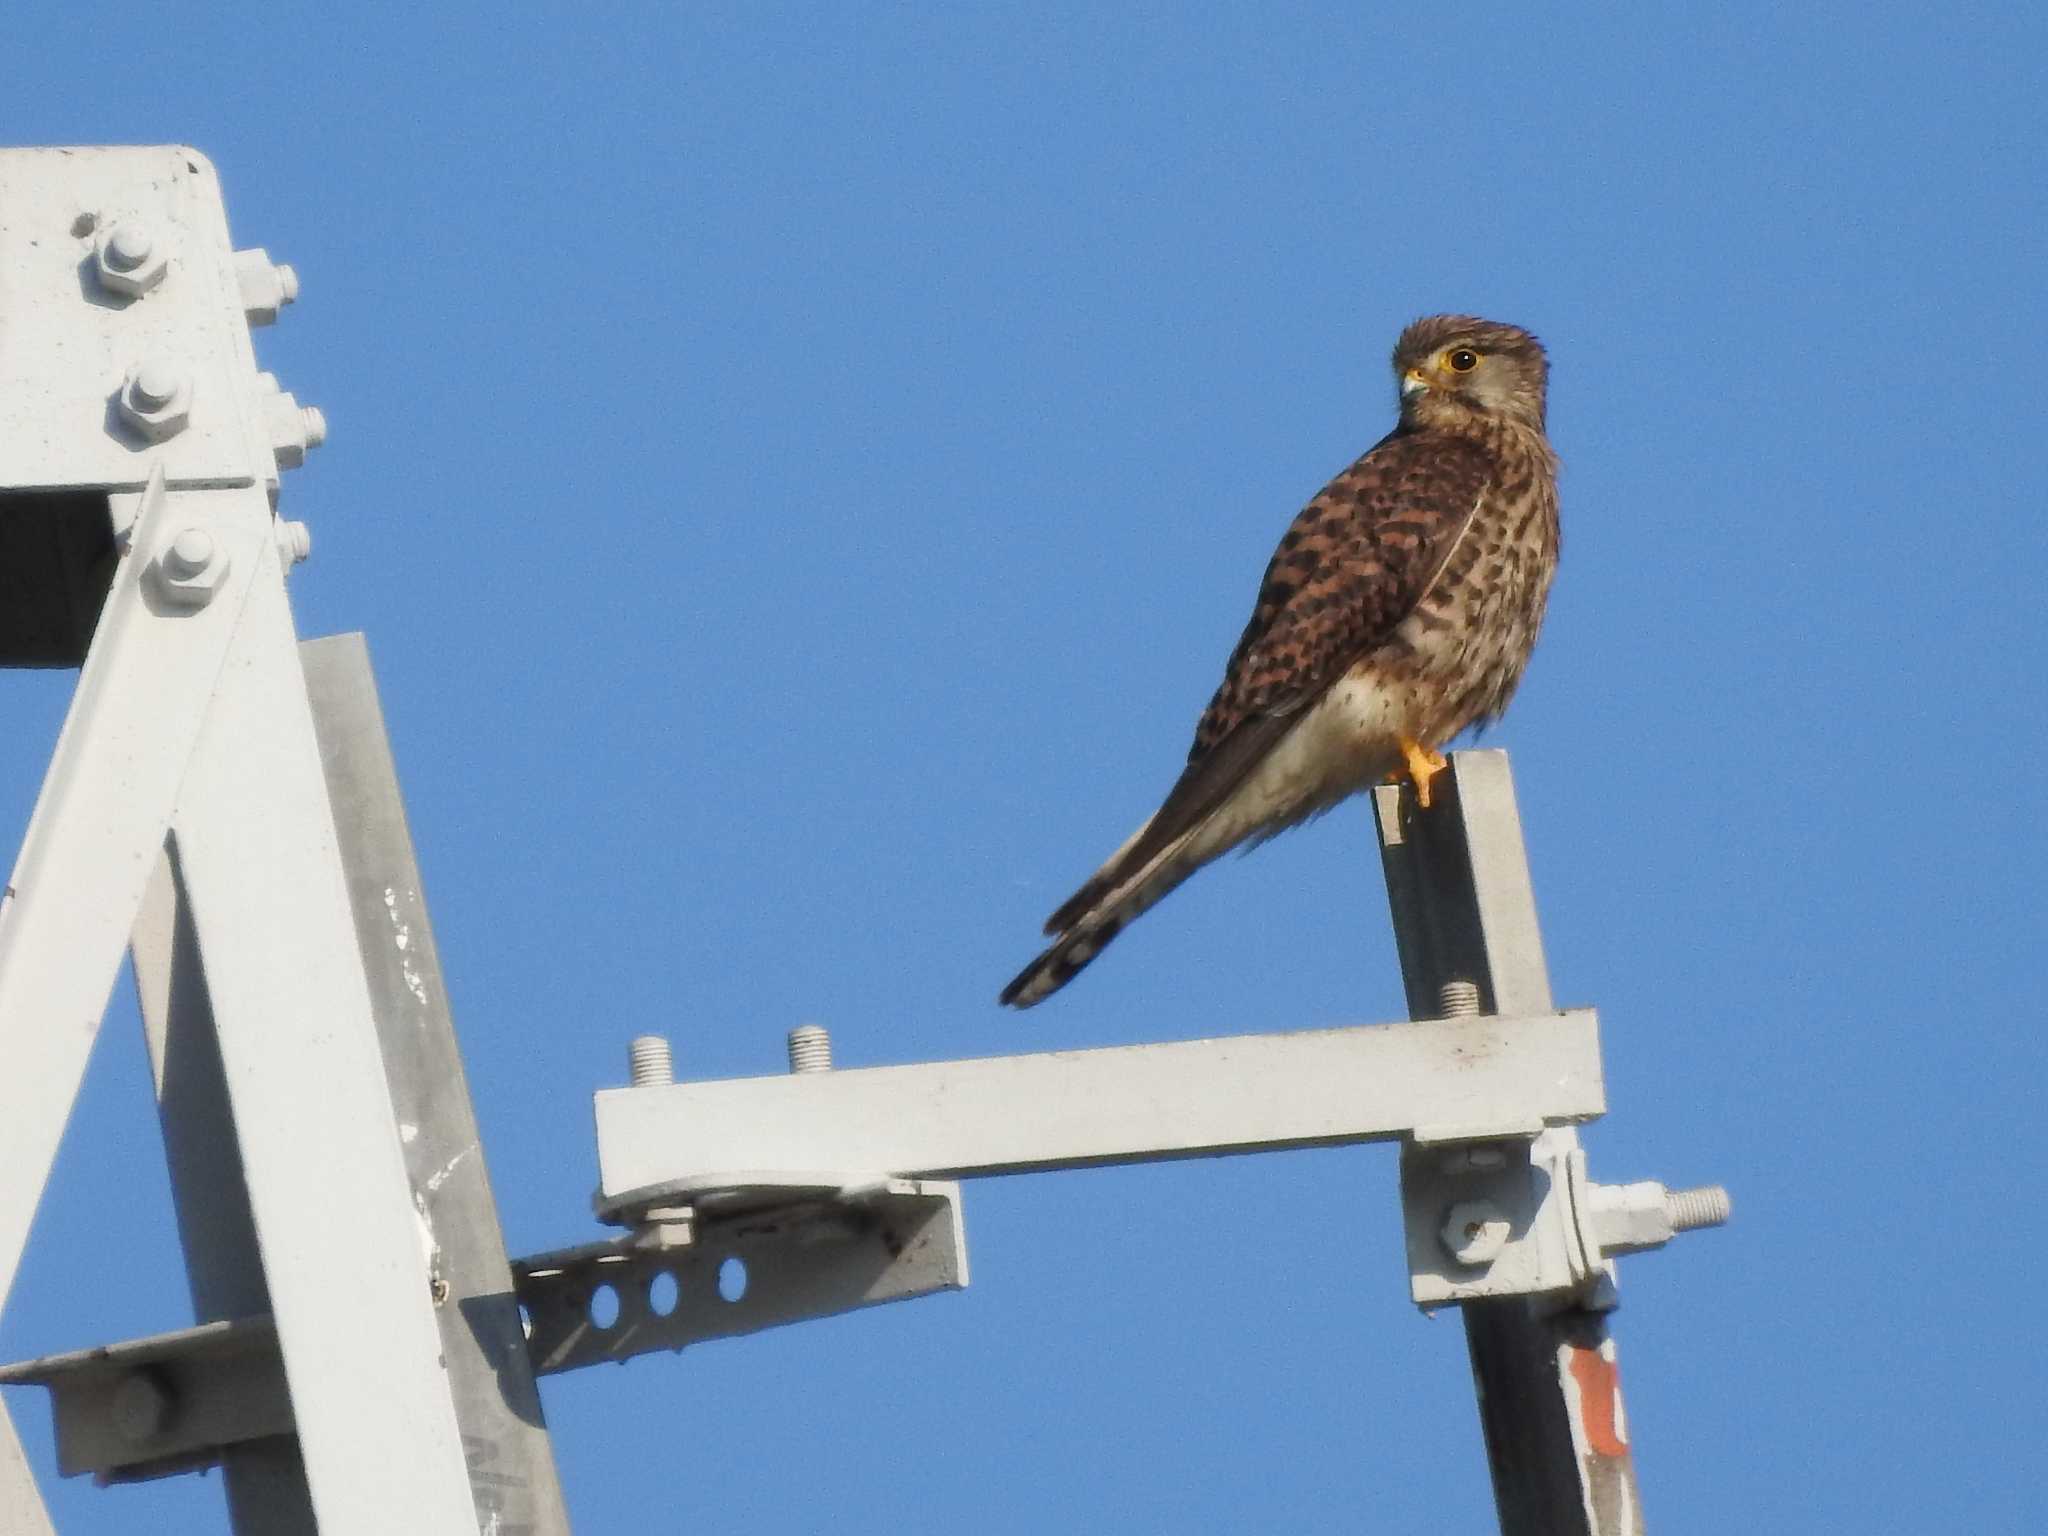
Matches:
[1400,367,1430,399]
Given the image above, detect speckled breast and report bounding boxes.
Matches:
[1392,430,1560,743]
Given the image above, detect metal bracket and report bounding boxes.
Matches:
[591,1008,1717,1317]
[0,1319,287,1486]
[520,1177,965,1374]
[0,1180,965,1484]
[1402,1128,1730,1308]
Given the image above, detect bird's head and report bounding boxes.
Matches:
[1392,315,1549,432]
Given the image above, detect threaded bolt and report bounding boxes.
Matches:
[301,405,327,448]
[628,1034,674,1087]
[787,1023,833,1074]
[165,528,215,579]
[105,222,155,271]
[1665,1185,1732,1231]
[1437,979,1482,1018]
[131,360,185,411]
[276,521,312,566]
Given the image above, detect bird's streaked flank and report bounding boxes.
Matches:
[1002,315,1561,1008]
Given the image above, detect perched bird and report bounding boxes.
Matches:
[1001,314,1561,1009]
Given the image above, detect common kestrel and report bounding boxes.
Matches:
[1001,315,1560,1008]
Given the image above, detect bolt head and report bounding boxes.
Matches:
[105,222,154,269]
[110,1370,172,1442]
[154,526,231,608]
[117,361,193,441]
[131,360,183,411]
[95,222,170,298]
[166,528,215,577]
[1440,1200,1512,1267]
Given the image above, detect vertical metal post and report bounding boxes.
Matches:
[1374,750,1644,1536]
[301,632,573,1536]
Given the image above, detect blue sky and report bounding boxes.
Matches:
[4,5,2044,1531]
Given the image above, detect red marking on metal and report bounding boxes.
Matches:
[1566,1344,1629,1457]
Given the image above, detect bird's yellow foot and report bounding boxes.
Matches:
[1398,737,1448,809]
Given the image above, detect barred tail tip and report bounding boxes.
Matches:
[999,919,1121,1009]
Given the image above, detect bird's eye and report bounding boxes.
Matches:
[1448,349,1479,372]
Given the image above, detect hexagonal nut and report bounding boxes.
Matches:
[265,393,327,469]
[94,221,170,299]
[154,527,231,609]
[1440,1200,1512,1268]
[235,246,299,326]
[117,363,194,442]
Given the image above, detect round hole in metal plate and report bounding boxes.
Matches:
[717,1256,748,1303]
[648,1269,680,1317]
[589,1282,621,1330]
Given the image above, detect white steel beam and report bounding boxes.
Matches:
[595,1009,1604,1213]
[0,472,259,1316]
[170,544,478,1531]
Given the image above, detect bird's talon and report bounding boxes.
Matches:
[1399,737,1448,809]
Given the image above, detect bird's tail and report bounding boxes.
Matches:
[998,830,1204,1008]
